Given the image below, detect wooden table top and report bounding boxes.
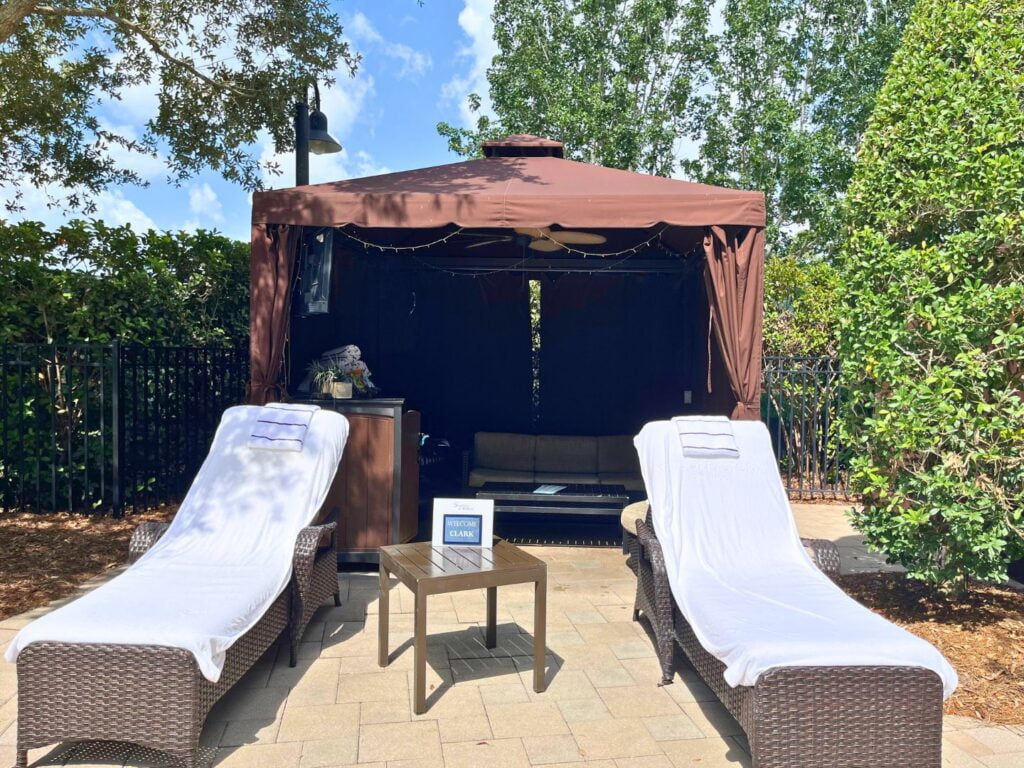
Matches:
[379,540,544,588]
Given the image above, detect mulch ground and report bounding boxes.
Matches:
[0,508,175,621]
[841,572,1024,725]
[2,513,1021,724]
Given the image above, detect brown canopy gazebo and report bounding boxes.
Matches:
[248,135,765,423]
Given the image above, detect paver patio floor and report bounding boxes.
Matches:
[0,504,1021,768]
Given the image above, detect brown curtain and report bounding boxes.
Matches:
[249,223,301,405]
[407,271,533,446]
[702,225,765,420]
[539,272,702,434]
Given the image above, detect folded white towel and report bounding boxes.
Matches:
[672,415,739,459]
[249,403,320,452]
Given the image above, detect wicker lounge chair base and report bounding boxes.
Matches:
[633,517,944,767]
[633,510,844,687]
[674,616,943,767]
[14,520,340,768]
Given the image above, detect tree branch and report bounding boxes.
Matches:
[33,5,254,97]
[0,0,38,43]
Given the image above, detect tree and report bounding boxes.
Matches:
[838,0,1024,594]
[438,0,713,176]
[441,0,913,259]
[686,0,913,257]
[0,1,356,212]
[0,219,250,345]
[763,257,840,357]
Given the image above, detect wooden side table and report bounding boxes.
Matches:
[378,541,547,713]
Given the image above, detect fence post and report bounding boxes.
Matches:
[110,340,124,517]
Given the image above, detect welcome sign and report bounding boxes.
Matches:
[431,498,494,548]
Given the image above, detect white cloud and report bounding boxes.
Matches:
[188,182,224,223]
[321,73,375,144]
[348,11,432,79]
[1,182,70,228]
[99,120,167,182]
[441,0,498,126]
[351,150,391,179]
[2,179,155,232]
[92,190,157,231]
[349,11,383,44]
[109,72,160,124]
[386,42,432,79]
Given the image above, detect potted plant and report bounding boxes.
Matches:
[306,361,353,399]
[330,373,354,399]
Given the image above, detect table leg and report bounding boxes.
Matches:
[377,561,390,668]
[533,571,547,692]
[414,590,428,714]
[485,587,497,649]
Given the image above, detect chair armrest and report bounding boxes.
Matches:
[801,537,841,578]
[636,518,667,574]
[294,522,337,589]
[128,522,171,563]
[318,507,340,550]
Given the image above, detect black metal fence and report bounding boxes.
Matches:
[1,342,248,515]
[762,355,848,498]
[2,344,846,513]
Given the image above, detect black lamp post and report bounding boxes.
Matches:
[294,81,342,186]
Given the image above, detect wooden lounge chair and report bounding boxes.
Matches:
[14,518,339,768]
[632,509,944,768]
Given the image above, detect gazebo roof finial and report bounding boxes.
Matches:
[482,134,564,158]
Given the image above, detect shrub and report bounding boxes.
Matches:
[839,0,1024,593]
[763,257,840,357]
[0,220,250,346]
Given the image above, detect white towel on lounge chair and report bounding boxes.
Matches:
[634,419,958,698]
[6,405,349,682]
[671,415,739,459]
[249,402,319,452]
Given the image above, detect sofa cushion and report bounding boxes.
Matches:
[599,472,646,492]
[535,435,598,474]
[598,436,640,474]
[474,432,536,472]
[468,468,535,488]
[534,471,599,486]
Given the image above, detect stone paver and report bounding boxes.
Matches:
[0,503,1021,767]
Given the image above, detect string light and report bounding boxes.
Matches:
[331,223,689,277]
[336,226,466,251]
[533,224,670,258]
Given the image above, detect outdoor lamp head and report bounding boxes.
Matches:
[307,109,342,155]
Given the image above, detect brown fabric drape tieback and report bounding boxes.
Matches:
[249,223,302,405]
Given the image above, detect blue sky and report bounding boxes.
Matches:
[14,1,497,241]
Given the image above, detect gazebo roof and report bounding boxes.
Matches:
[251,137,765,230]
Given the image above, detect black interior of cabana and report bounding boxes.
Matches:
[287,224,721,454]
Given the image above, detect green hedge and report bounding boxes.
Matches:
[839,0,1024,592]
[763,257,840,357]
[0,220,249,346]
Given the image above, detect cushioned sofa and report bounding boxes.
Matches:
[463,432,644,491]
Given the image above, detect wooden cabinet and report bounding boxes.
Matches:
[302,399,420,562]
